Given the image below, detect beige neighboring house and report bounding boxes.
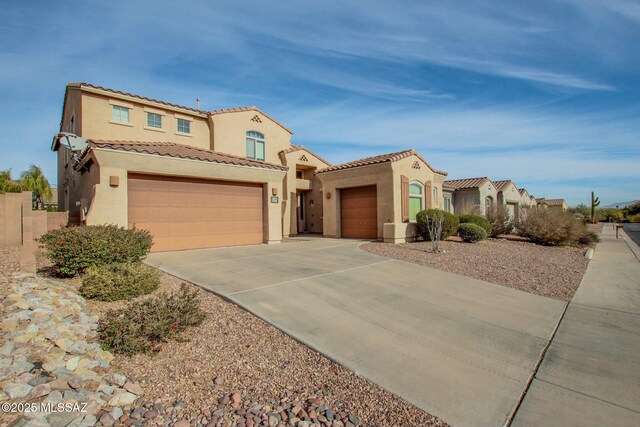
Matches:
[442,177,497,217]
[536,198,567,211]
[316,150,447,243]
[52,83,448,251]
[493,180,521,220]
[529,195,538,207]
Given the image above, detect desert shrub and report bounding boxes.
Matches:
[80,263,160,301]
[458,214,492,235]
[416,209,459,241]
[519,208,598,246]
[98,284,205,355]
[629,214,640,223]
[623,201,640,218]
[486,204,515,237]
[457,223,488,243]
[598,208,624,223]
[39,225,153,276]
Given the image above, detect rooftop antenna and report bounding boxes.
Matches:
[196,98,200,110]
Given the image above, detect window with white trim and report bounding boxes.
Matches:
[433,187,438,206]
[409,182,424,221]
[147,112,162,128]
[246,131,265,161]
[444,197,452,213]
[177,118,191,134]
[112,105,130,123]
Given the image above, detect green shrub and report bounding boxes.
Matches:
[80,263,160,301]
[629,214,640,223]
[416,209,459,241]
[486,204,515,237]
[458,214,492,235]
[98,284,205,355]
[39,225,153,277]
[457,223,488,243]
[519,208,598,246]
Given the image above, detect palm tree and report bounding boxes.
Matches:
[0,169,24,194]
[20,165,52,210]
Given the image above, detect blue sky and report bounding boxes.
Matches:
[1,0,638,206]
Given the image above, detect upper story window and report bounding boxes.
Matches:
[177,118,191,134]
[112,105,130,123]
[409,182,424,221]
[147,112,162,128]
[246,131,265,161]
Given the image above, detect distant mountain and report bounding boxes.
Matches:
[603,200,639,209]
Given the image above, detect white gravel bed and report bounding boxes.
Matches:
[362,239,589,302]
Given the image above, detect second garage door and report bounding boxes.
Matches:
[340,185,378,239]
[128,174,263,252]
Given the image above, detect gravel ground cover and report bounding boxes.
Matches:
[0,246,21,325]
[91,272,447,427]
[362,239,589,301]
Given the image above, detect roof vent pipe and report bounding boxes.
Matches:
[196,98,200,110]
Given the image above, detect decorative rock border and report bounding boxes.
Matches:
[0,273,143,426]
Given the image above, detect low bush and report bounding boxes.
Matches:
[98,284,205,355]
[80,263,160,301]
[486,204,515,237]
[458,214,492,235]
[519,208,598,246]
[457,223,488,243]
[39,225,153,276]
[628,214,640,223]
[416,209,459,241]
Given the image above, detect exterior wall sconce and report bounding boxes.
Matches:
[272,187,278,196]
[326,192,331,199]
[109,176,119,187]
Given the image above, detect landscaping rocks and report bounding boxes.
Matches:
[0,273,144,426]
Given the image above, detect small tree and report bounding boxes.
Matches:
[20,165,52,210]
[426,210,445,253]
[0,169,24,193]
[486,204,514,237]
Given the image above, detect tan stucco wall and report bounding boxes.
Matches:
[0,193,23,245]
[84,149,286,243]
[318,163,393,239]
[80,93,210,150]
[499,182,521,204]
[280,149,330,236]
[451,180,498,216]
[390,155,442,217]
[520,191,531,207]
[210,110,292,163]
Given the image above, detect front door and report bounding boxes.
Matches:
[297,192,305,234]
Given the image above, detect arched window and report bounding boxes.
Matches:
[246,131,265,161]
[409,182,424,221]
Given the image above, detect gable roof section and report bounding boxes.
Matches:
[317,149,446,175]
[279,145,333,167]
[83,140,287,171]
[493,180,516,192]
[536,198,565,206]
[443,177,491,189]
[209,106,293,134]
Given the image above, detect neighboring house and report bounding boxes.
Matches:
[52,83,448,251]
[493,180,521,220]
[442,177,497,217]
[519,188,532,207]
[529,194,538,207]
[316,150,447,243]
[536,198,567,211]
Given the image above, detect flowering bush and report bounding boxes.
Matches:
[98,284,205,355]
[39,225,152,276]
[80,263,160,301]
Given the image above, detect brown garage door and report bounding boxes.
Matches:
[340,185,378,239]
[128,174,263,252]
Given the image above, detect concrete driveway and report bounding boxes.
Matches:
[147,238,565,427]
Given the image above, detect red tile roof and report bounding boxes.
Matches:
[68,83,294,133]
[443,177,491,189]
[493,180,516,192]
[279,145,333,167]
[536,198,566,206]
[68,83,208,115]
[85,140,288,171]
[317,149,446,175]
[518,188,529,196]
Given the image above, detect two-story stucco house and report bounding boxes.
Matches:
[52,83,447,251]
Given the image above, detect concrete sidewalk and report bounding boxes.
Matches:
[512,226,640,427]
[148,238,564,427]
